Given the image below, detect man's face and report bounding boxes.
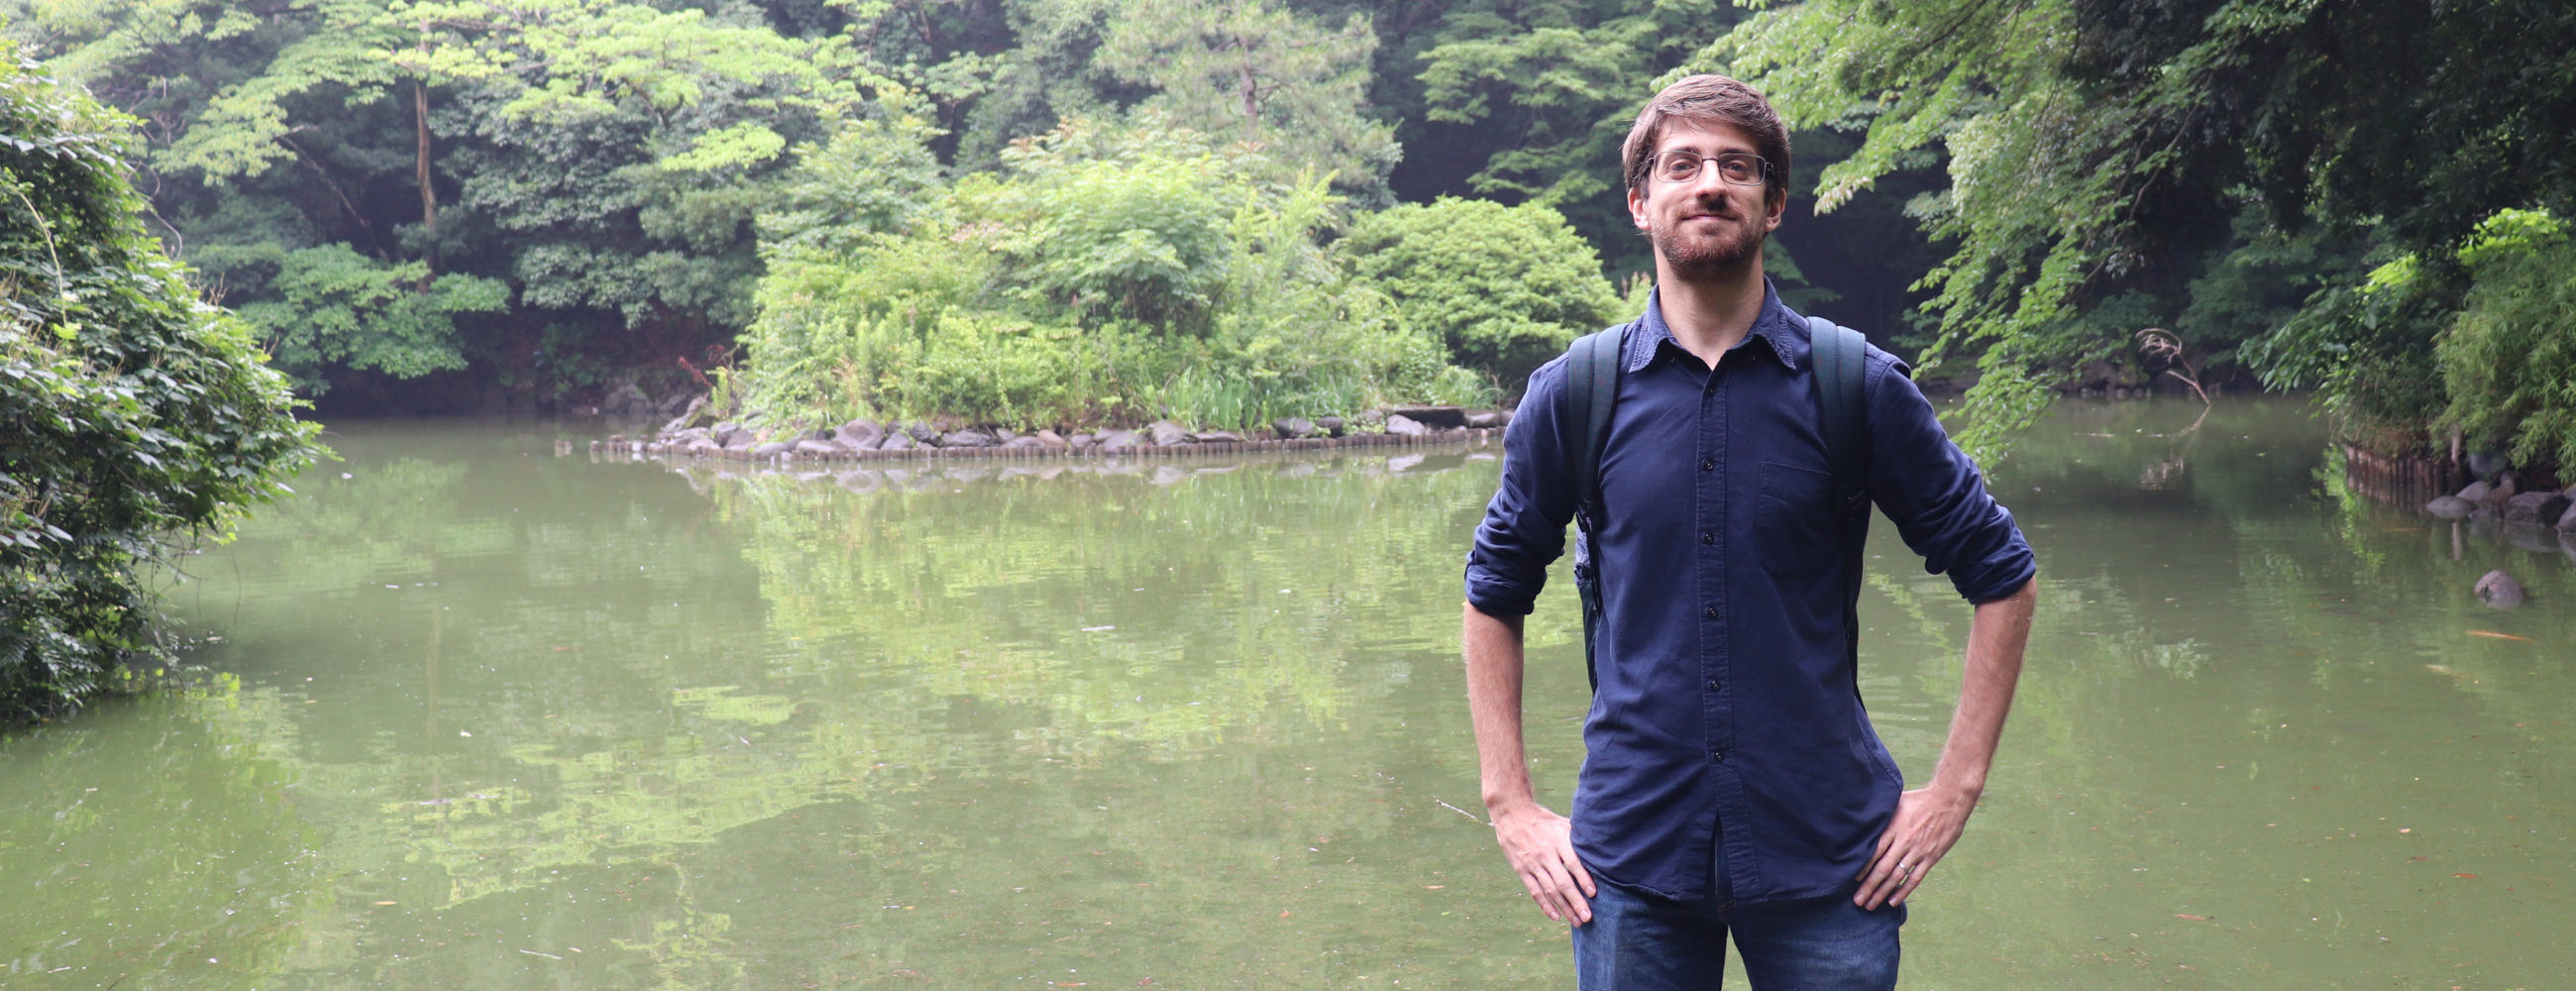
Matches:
[1627,120,1783,277]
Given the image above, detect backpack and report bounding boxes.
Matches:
[1565,314,1878,693]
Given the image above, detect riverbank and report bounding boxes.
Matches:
[590,422,1507,464]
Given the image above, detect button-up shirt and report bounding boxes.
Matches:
[1464,284,2035,904]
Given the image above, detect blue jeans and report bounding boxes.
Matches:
[1571,878,1905,991]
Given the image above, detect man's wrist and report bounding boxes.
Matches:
[1923,774,1986,803]
[1484,793,1543,821]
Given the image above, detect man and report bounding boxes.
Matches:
[1460,75,2038,990]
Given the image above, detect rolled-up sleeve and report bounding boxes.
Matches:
[1465,357,1580,616]
[1863,357,2037,604]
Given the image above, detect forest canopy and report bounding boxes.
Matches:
[8,0,2572,465]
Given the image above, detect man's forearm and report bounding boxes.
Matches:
[1461,603,1536,816]
[1927,577,2037,796]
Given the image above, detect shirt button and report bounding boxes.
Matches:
[1710,749,1728,764]
[1703,606,1719,619]
[1700,530,1715,545]
[1706,679,1722,692]
[1699,457,1716,472]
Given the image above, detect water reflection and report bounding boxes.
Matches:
[2,400,2572,989]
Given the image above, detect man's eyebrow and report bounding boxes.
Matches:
[1658,136,1755,156]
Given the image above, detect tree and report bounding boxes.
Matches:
[1695,0,2576,461]
[0,48,320,716]
[1098,0,1398,202]
[1339,196,1621,389]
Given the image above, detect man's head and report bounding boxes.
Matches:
[1622,75,1791,278]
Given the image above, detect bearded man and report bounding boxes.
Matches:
[1460,74,2039,990]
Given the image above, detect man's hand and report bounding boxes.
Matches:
[1852,577,2034,910]
[1494,804,1596,925]
[1853,783,1976,909]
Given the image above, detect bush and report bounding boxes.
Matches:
[1338,197,1624,392]
[2436,209,2576,472]
[1,51,321,717]
[738,117,1488,431]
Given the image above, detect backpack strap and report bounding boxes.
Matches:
[1565,323,1630,694]
[1805,315,1887,677]
[1807,315,1871,513]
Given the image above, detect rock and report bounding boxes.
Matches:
[2560,501,2576,533]
[1035,429,1069,447]
[687,440,722,457]
[2504,491,2570,525]
[993,428,1020,443]
[1385,414,1432,436]
[943,430,998,448]
[2488,476,2520,506]
[1100,429,1141,449]
[837,418,884,445]
[1003,435,1045,448]
[1315,415,1346,437]
[2476,570,2524,608]
[1068,432,1098,447]
[1189,430,1245,443]
[879,432,917,451]
[753,441,793,458]
[2457,481,2491,501]
[2426,496,2477,519]
[1273,417,1315,439]
[1389,405,1468,428]
[713,420,741,437]
[660,396,707,436]
[795,439,843,456]
[672,427,711,443]
[1358,409,1387,427]
[907,421,939,444]
[1466,409,1513,429]
[722,429,759,451]
[1148,420,1191,446]
[2506,522,2559,554]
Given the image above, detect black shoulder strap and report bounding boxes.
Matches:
[1807,315,1870,511]
[1806,314,1880,678]
[1565,323,1629,695]
[1569,324,1627,523]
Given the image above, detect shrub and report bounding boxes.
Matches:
[738,117,1486,430]
[2436,209,2576,472]
[1,51,321,717]
[1338,197,1624,391]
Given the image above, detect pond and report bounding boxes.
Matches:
[5,396,2572,990]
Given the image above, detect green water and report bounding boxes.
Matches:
[5,397,2573,990]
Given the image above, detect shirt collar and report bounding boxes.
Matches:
[1627,277,1805,374]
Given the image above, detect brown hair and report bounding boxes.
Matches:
[1621,74,1791,206]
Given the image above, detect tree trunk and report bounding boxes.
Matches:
[414,78,439,283]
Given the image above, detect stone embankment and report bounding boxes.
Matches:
[591,406,1515,463]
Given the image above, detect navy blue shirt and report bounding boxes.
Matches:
[1465,284,2035,904]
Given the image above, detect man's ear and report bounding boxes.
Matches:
[1763,187,1786,232]
[1628,183,1653,234]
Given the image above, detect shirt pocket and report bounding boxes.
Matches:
[1757,462,1836,581]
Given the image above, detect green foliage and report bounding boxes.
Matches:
[1098,0,1397,203]
[1339,196,1621,388]
[1408,0,1740,268]
[1696,0,2576,462]
[0,50,321,716]
[2434,210,2576,472]
[740,118,1481,430]
[235,244,509,389]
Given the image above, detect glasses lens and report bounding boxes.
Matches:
[1716,155,1761,185]
[1659,154,1700,181]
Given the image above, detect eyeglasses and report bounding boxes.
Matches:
[1654,151,1769,187]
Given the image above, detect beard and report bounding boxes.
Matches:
[1649,203,1767,278]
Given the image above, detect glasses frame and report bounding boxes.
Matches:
[1653,151,1771,188]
